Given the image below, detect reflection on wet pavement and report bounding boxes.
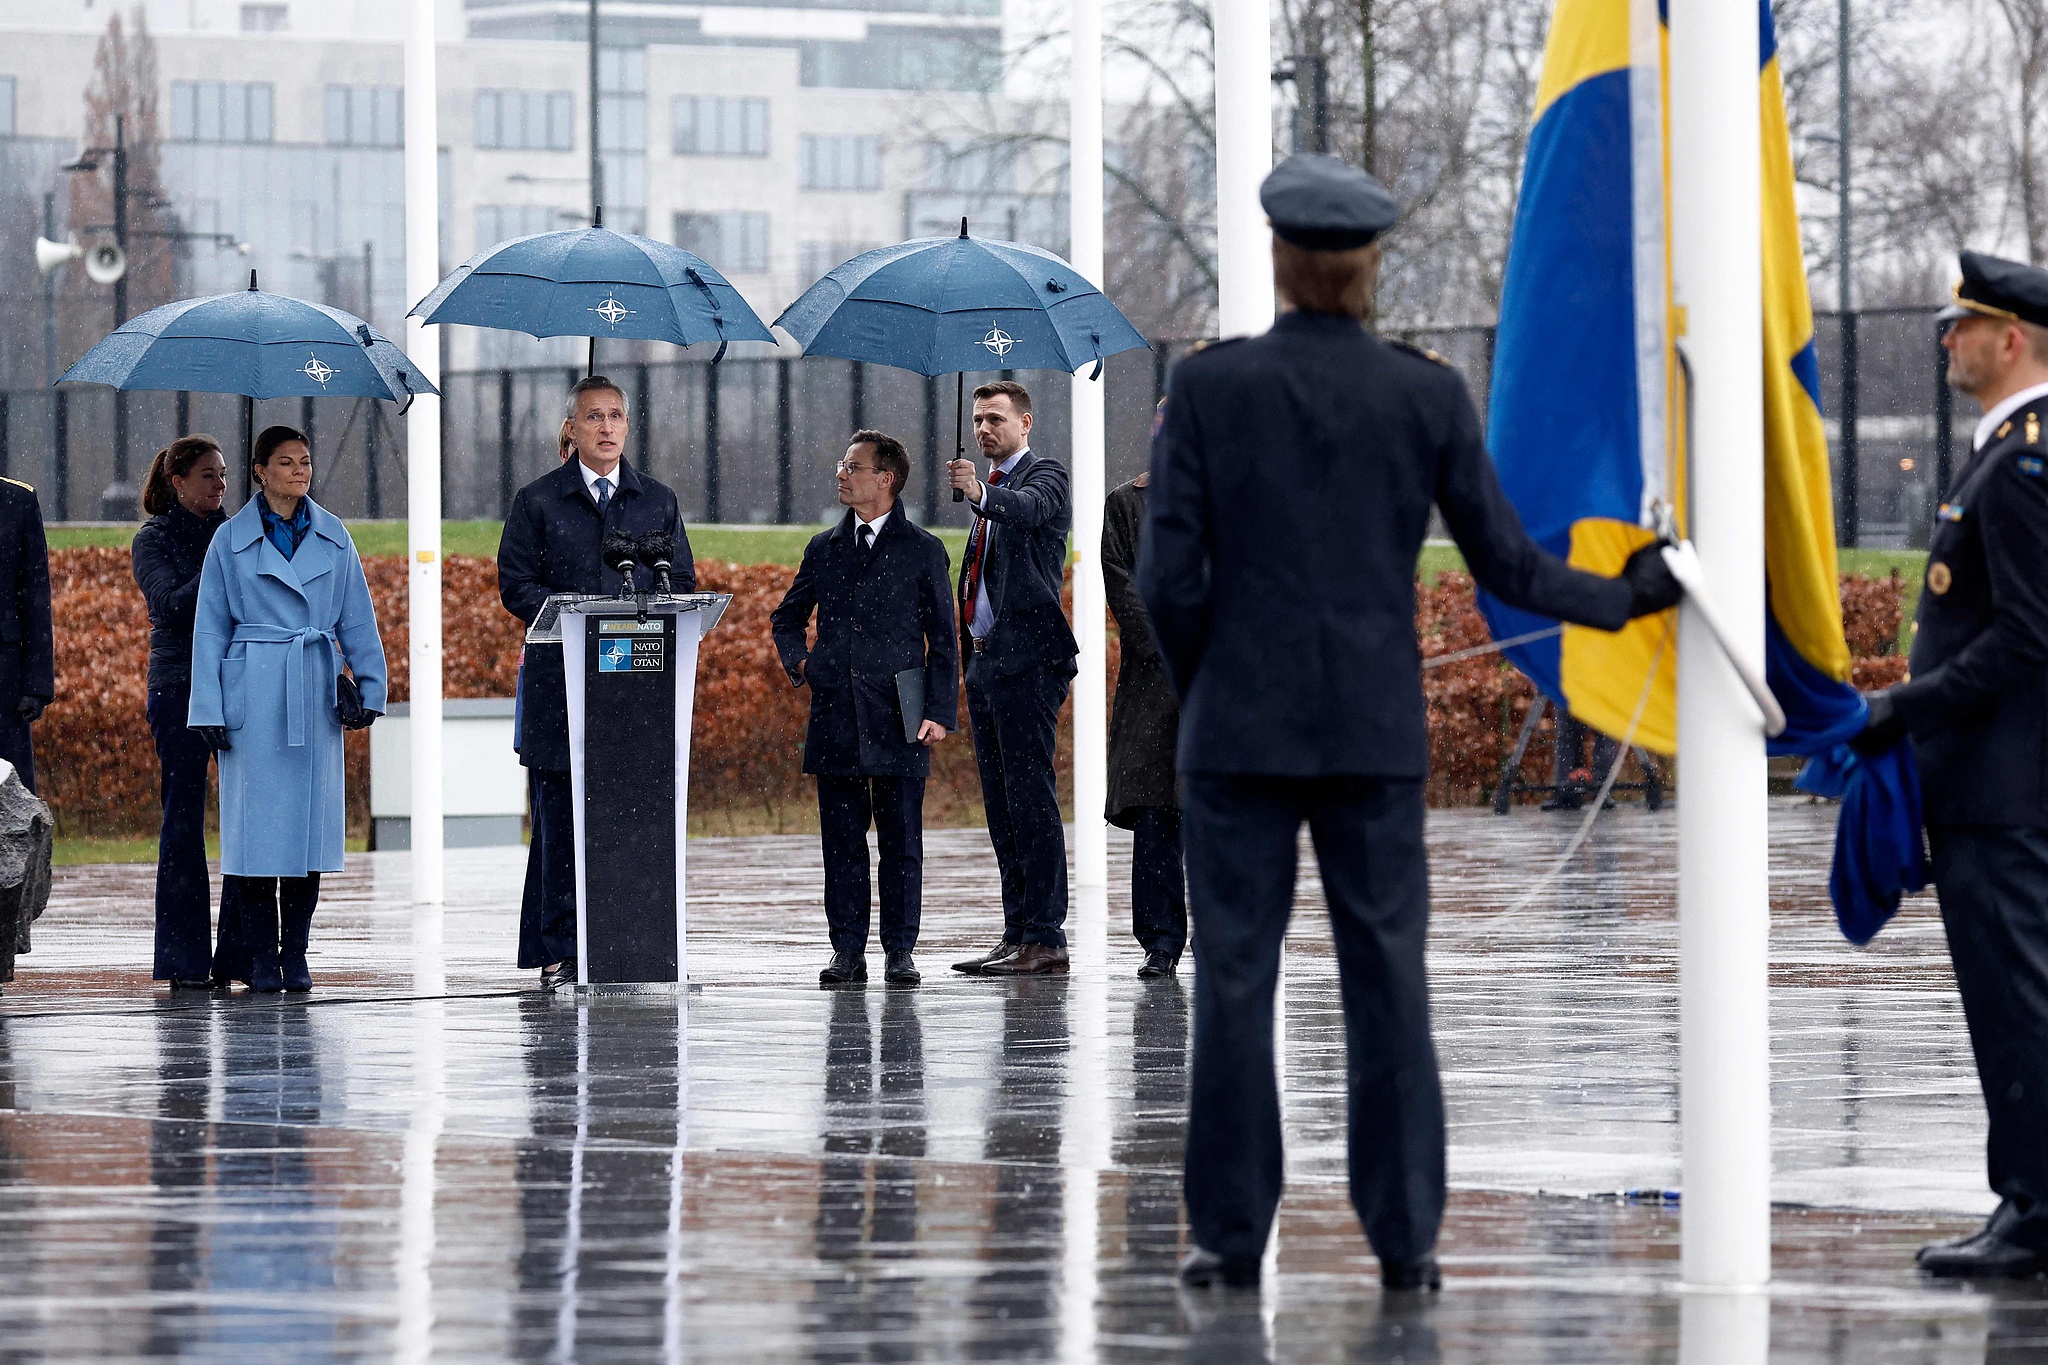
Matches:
[0,801,2018,1360]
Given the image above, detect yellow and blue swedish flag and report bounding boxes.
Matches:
[1481,0,1864,756]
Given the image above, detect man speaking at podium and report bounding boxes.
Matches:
[499,375,693,991]
[772,430,957,986]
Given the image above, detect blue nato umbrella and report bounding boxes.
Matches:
[407,219,774,374]
[58,270,438,465]
[775,220,1149,500]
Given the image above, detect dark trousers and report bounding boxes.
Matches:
[215,873,320,991]
[965,655,1070,948]
[519,767,578,969]
[1931,825,2048,1248]
[0,644,32,793]
[1180,772,1442,1265]
[817,773,925,957]
[149,685,219,981]
[1130,805,1188,959]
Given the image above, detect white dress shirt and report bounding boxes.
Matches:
[970,449,1028,639]
[578,457,619,503]
[1973,380,2048,452]
[853,506,891,547]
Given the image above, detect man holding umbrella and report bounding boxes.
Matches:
[948,382,1079,977]
[499,375,693,991]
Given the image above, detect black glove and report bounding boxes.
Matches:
[340,708,381,732]
[1848,690,1908,758]
[1621,541,1685,618]
[193,725,233,752]
[15,695,46,724]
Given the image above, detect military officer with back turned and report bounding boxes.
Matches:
[1138,154,1683,1295]
[1855,251,2048,1278]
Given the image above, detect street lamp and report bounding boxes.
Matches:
[62,113,250,518]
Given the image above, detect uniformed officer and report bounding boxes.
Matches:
[1856,250,2048,1278]
[1138,154,1682,1293]
[0,474,54,793]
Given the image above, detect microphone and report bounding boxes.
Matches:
[636,530,675,595]
[601,529,639,598]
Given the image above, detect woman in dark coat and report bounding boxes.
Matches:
[131,435,230,988]
[1103,472,1188,976]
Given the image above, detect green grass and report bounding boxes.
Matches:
[54,834,367,866]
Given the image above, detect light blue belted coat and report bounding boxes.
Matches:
[187,496,387,877]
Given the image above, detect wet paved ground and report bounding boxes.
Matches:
[0,800,2032,1361]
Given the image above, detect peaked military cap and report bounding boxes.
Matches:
[1260,154,1399,251]
[1938,250,2048,330]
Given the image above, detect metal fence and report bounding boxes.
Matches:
[2,310,1954,547]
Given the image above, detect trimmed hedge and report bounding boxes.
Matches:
[38,548,1906,837]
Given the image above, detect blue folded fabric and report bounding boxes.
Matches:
[1795,739,1928,945]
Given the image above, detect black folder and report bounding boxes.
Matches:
[895,667,925,743]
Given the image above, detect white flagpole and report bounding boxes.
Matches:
[1214,0,1275,336]
[404,0,445,910]
[1668,0,1771,1291]
[1069,0,1109,960]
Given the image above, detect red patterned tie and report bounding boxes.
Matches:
[961,466,1006,612]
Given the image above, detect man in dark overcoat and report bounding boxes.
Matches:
[1103,471,1186,978]
[0,475,53,794]
[946,381,1080,977]
[1138,155,1681,1294]
[1857,251,2048,1277]
[772,430,958,986]
[498,375,693,990]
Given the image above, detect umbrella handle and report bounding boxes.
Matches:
[952,371,965,503]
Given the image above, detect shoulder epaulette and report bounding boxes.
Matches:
[1387,338,1451,367]
[0,476,32,492]
[1185,336,1248,355]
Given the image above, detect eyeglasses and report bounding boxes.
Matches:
[836,460,878,475]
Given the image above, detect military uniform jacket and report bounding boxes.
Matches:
[769,509,959,778]
[1895,403,2048,826]
[1103,476,1180,822]
[0,478,54,706]
[497,459,694,772]
[1139,312,1634,778]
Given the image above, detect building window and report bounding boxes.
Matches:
[325,85,403,148]
[672,97,769,157]
[799,134,880,191]
[0,77,15,138]
[476,90,575,151]
[170,81,275,143]
[598,48,646,153]
[477,204,579,249]
[674,211,769,274]
[240,4,288,30]
[798,240,878,283]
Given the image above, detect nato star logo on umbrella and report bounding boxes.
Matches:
[590,292,633,329]
[301,354,336,388]
[979,326,1016,359]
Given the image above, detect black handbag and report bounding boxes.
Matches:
[336,672,371,729]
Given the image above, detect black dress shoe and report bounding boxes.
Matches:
[1137,951,1179,978]
[1918,1229,2048,1278]
[819,952,868,986]
[953,941,1019,975]
[1178,1245,1260,1289]
[540,960,577,992]
[169,977,217,991]
[884,951,920,985]
[1381,1253,1442,1292]
[982,944,1069,976]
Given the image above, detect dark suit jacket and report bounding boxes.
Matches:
[770,508,958,778]
[959,449,1079,678]
[0,478,53,706]
[498,459,694,771]
[1139,311,1634,779]
[1895,405,2048,826]
[1104,476,1179,823]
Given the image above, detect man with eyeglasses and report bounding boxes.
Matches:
[773,430,958,986]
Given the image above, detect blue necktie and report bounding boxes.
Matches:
[594,477,613,516]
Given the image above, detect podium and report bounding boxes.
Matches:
[528,592,731,986]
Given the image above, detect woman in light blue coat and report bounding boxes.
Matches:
[188,426,387,993]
